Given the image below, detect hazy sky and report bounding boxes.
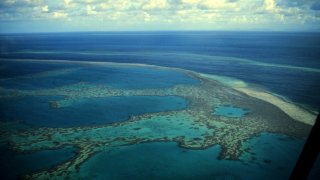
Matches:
[0,0,320,33]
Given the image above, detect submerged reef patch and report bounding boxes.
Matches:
[0,60,314,179]
[213,105,250,118]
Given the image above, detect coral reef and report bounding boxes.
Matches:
[0,64,313,179]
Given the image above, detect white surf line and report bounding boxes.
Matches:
[2,58,317,125]
[0,58,190,72]
[0,58,166,69]
[199,73,317,126]
[234,87,317,126]
[6,51,320,73]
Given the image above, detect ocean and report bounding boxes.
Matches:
[0,31,319,179]
[1,31,319,110]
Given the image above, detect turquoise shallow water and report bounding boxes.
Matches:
[78,133,304,180]
[213,106,250,118]
[0,95,188,127]
[0,144,76,179]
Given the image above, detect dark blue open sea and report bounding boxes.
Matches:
[0,31,319,179]
[1,31,319,110]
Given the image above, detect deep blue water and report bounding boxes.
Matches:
[0,144,76,179]
[78,133,304,180]
[0,95,187,127]
[0,61,198,90]
[1,31,319,110]
[0,58,194,128]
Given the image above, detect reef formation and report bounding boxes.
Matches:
[0,61,315,179]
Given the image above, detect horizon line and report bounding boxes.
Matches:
[1,29,320,35]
